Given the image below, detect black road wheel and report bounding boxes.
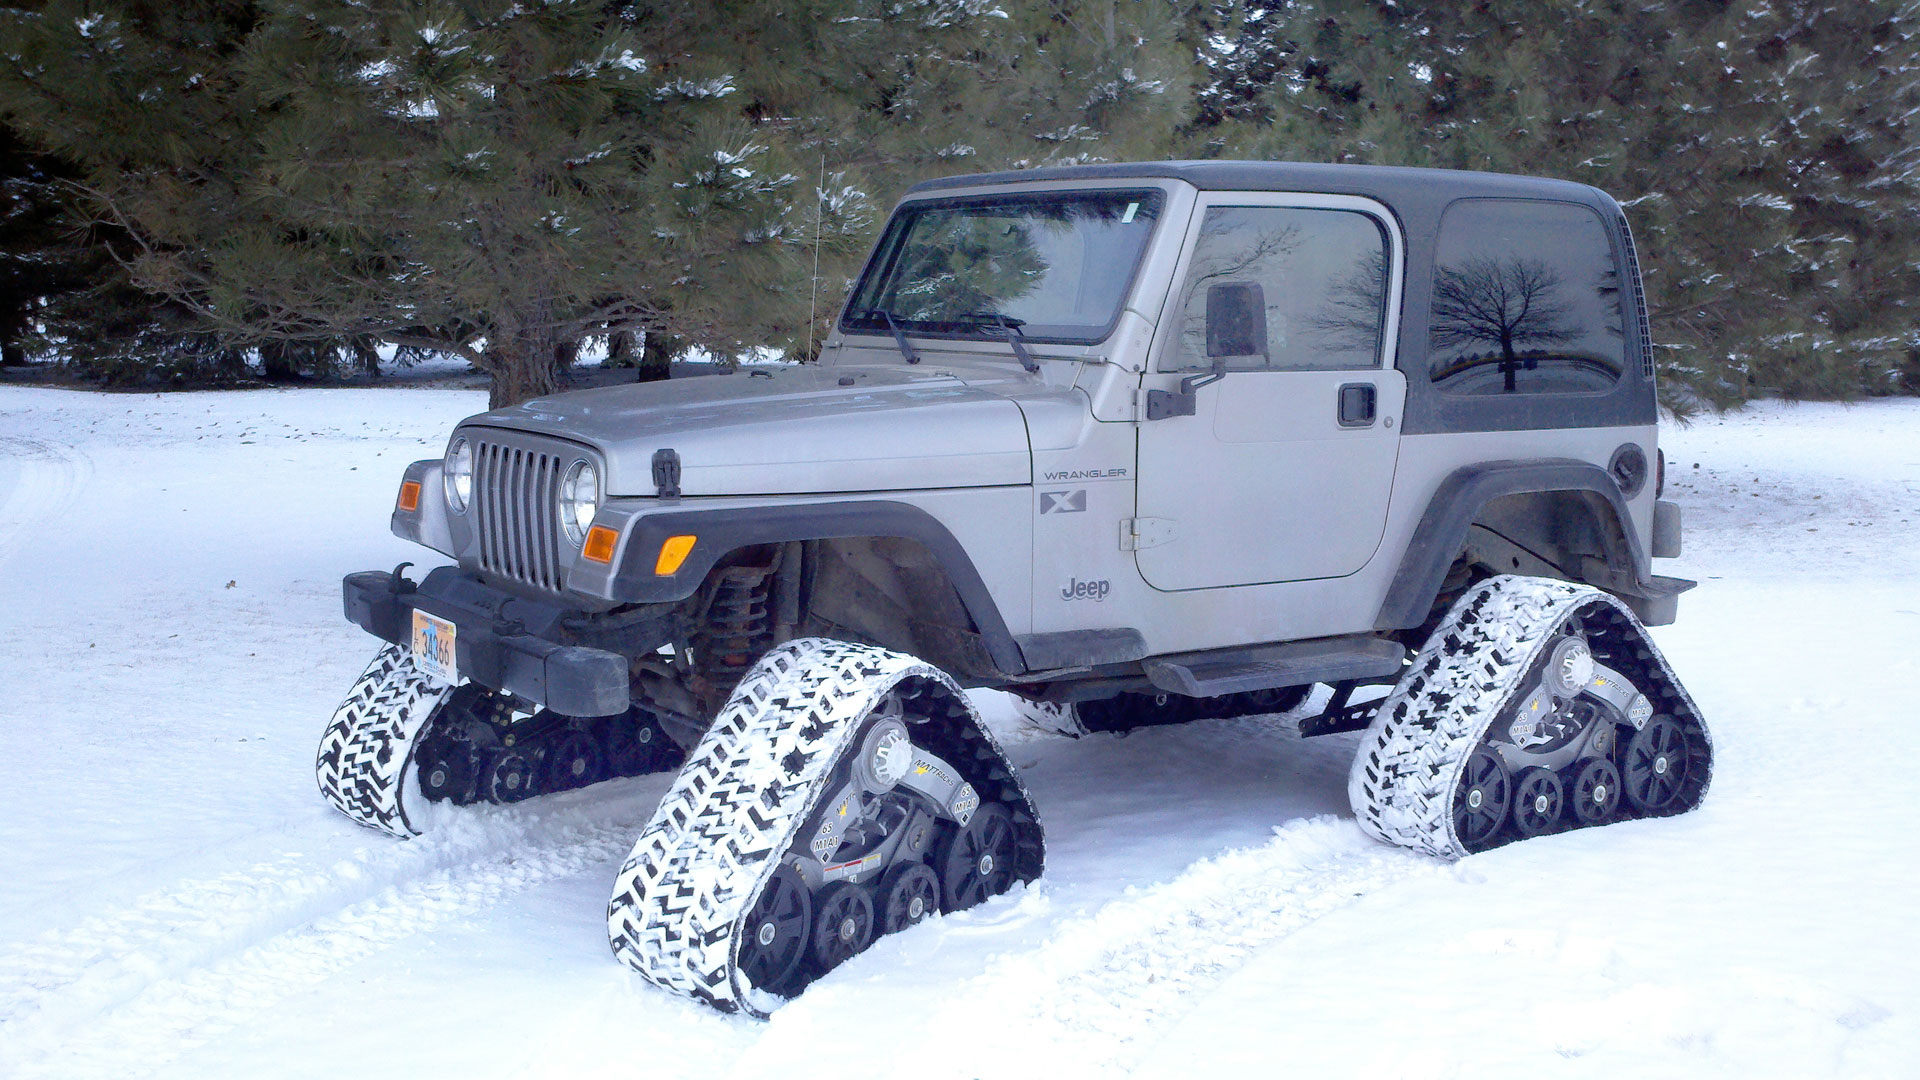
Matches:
[939,803,1017,913]
[878,862,941,935]
[1511,767,1564,838]
[738,866,813,997]
[599,717,649,777]
[1453,747,1512,850]
[1569,757,1622,826]
[418,745,477,805]
[1623,716,1690,813]
[809,881,876,973]
[487,751,538,804]
[546,729,604,792]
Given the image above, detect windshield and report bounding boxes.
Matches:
[841,189,1164,344]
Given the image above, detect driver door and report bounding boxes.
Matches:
[1134,194,1406,591]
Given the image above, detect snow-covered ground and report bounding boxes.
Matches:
[0,387,1915,1079]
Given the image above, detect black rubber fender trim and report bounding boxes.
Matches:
[610,500,1027,676]
[1376,460,1650,632]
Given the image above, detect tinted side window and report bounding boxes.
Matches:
[1428,200,1625,395]
[1166,206,1389,372]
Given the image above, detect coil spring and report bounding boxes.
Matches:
[693,561,778,695]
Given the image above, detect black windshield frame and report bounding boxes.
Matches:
[839,189,1167,346]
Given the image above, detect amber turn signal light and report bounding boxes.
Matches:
[582,524,620,564]
[654,534,697,576]
[397,480,421,513]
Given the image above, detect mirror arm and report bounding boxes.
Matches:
[1146,357,1229,422]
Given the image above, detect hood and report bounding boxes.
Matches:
[471,365,1033,496]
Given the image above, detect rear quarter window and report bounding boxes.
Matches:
[1428,200,1627,396]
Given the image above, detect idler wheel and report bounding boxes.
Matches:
[878,861,941,935]
[809,881,876,973]
[939,802,1017,913]
[1511,767,1564,838]
[546,729,604,792]
[487,751,538,804]
[738,866,813,996]
[1569,757,1622,826]
[1623,715,1690,813]
[1453,747,1512,850]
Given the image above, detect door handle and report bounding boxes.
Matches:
[1338,383,1377,427]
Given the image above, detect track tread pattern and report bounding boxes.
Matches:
[315,644,450,839]
[1348,575,1711,859]
[605,637,1041,1017]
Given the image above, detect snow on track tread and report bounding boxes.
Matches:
[606,636,1040,1018]
[1349,574,1711,859]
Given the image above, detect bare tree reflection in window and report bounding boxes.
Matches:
[1429,256,1579,393]
[1309,249,1388,356]
[1175,220,1299,367]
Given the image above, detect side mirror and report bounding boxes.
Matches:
[1205,282,1267,364]
[1148,282,1266,422]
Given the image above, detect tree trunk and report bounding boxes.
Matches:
[606,327,635,368]
[484,322,564,408]
[350,337,381,379]
[259,340,300,382]
[638,329,677,383]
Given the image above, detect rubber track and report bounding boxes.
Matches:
[1348,575,1711,859]
[316,644,450,839]
[604,637,1043,1018]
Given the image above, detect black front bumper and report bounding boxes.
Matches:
[342,568,630,717]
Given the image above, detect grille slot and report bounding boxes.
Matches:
[472,439,564,591]
[1618,214,1655,379]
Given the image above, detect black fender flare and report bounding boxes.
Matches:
[609,500,1027,675]
[1375,460,1647,631]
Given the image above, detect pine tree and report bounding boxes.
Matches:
[1182,1,1920,405]
[2,0,1198,405]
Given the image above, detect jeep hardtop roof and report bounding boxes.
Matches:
[905,160,1615,215]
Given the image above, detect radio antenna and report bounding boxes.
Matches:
[807,153,825,361]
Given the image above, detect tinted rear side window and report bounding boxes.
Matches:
[1428,200,1626,395]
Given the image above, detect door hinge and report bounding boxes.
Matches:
[1120,517,1175,551]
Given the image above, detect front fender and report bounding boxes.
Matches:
[570,498,1026,676]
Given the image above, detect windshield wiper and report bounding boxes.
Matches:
[881,311,922,365]
[957,312,1040,373]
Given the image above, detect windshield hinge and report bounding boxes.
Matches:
[1119,517,1175,552]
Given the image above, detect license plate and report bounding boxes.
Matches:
[410,609,458,684]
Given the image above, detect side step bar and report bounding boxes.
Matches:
[1143,635,1406,699]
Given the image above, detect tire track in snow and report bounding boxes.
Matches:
[0,791,659,1079]
[749,817,1436,1079]
[0,435,93,568]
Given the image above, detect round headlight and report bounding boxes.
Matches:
[444,437,472,513]
[561,459,600,545]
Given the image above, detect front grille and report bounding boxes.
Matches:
[472,439,565,591]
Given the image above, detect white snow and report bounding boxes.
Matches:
[1,388,1916,1077]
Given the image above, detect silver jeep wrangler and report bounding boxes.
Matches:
[317,162,1710,1016]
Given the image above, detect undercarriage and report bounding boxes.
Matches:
[317,573,1711,1016]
